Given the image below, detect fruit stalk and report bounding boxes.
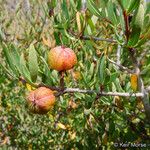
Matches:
[59,71,65,91]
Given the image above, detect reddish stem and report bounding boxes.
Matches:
[123,11,130,42]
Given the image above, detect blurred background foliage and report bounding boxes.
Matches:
[0,0,150,149]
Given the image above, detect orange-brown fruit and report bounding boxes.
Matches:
[27,87,55,114]
[48,45,77,71]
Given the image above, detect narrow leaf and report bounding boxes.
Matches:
[127,0,140,14]
[127,27,141,47]
[20,53,32,83]
[128,4,144,47]
[134,4,145,29]
[98,55,106,84]
[9,44,21,73]
[2,43,18,76]
[107,1,118,25]
[28,44,38,82]
[87,0,102,17]
[61,0,70,20]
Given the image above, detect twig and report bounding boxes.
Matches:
[68,30,117,43]
[80,35,117,43]
[107,58,133,73]
[19,77,60,91]
[116,44,121,67]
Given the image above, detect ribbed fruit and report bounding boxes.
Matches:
[27,87,55,114]
[48,46,77,71]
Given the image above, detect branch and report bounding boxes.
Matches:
[19,77,143,97]
[138,78,150,122]
[68,30,117,43]
[107,58,133,73]
[62,88,143,97]
[128,48,150,122]
[80,35,117,43]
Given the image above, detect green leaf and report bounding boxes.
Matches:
[133,4,145,29]
[100,0,109,8]
[89,63,95,76]
[87,0,102,17]
[28,44,38,82]
[145,2,150,14]
[20,53,32,83]
[81,72,88,86]
[40,56,49,73]
[0,26,4,41]
[136,37,148,47]
[117,0,131,10]
[144,14,150,30]
[2,43,18,76]
[54,32,61,45]
[61,0,70,20]
[0,75,5,84]
[127,27,141,47]
[128,4,144,47]
[114,78,124,92]
[87,16,98,33]
[70,0,76,11]
[9,44,21,74]
[47,0,56,9]
[88,62,95,81]
[107,1,118,25]
[40,56,55,84]
[98,54,106,84]
[109,72,119,83]
[127,0,140,14]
